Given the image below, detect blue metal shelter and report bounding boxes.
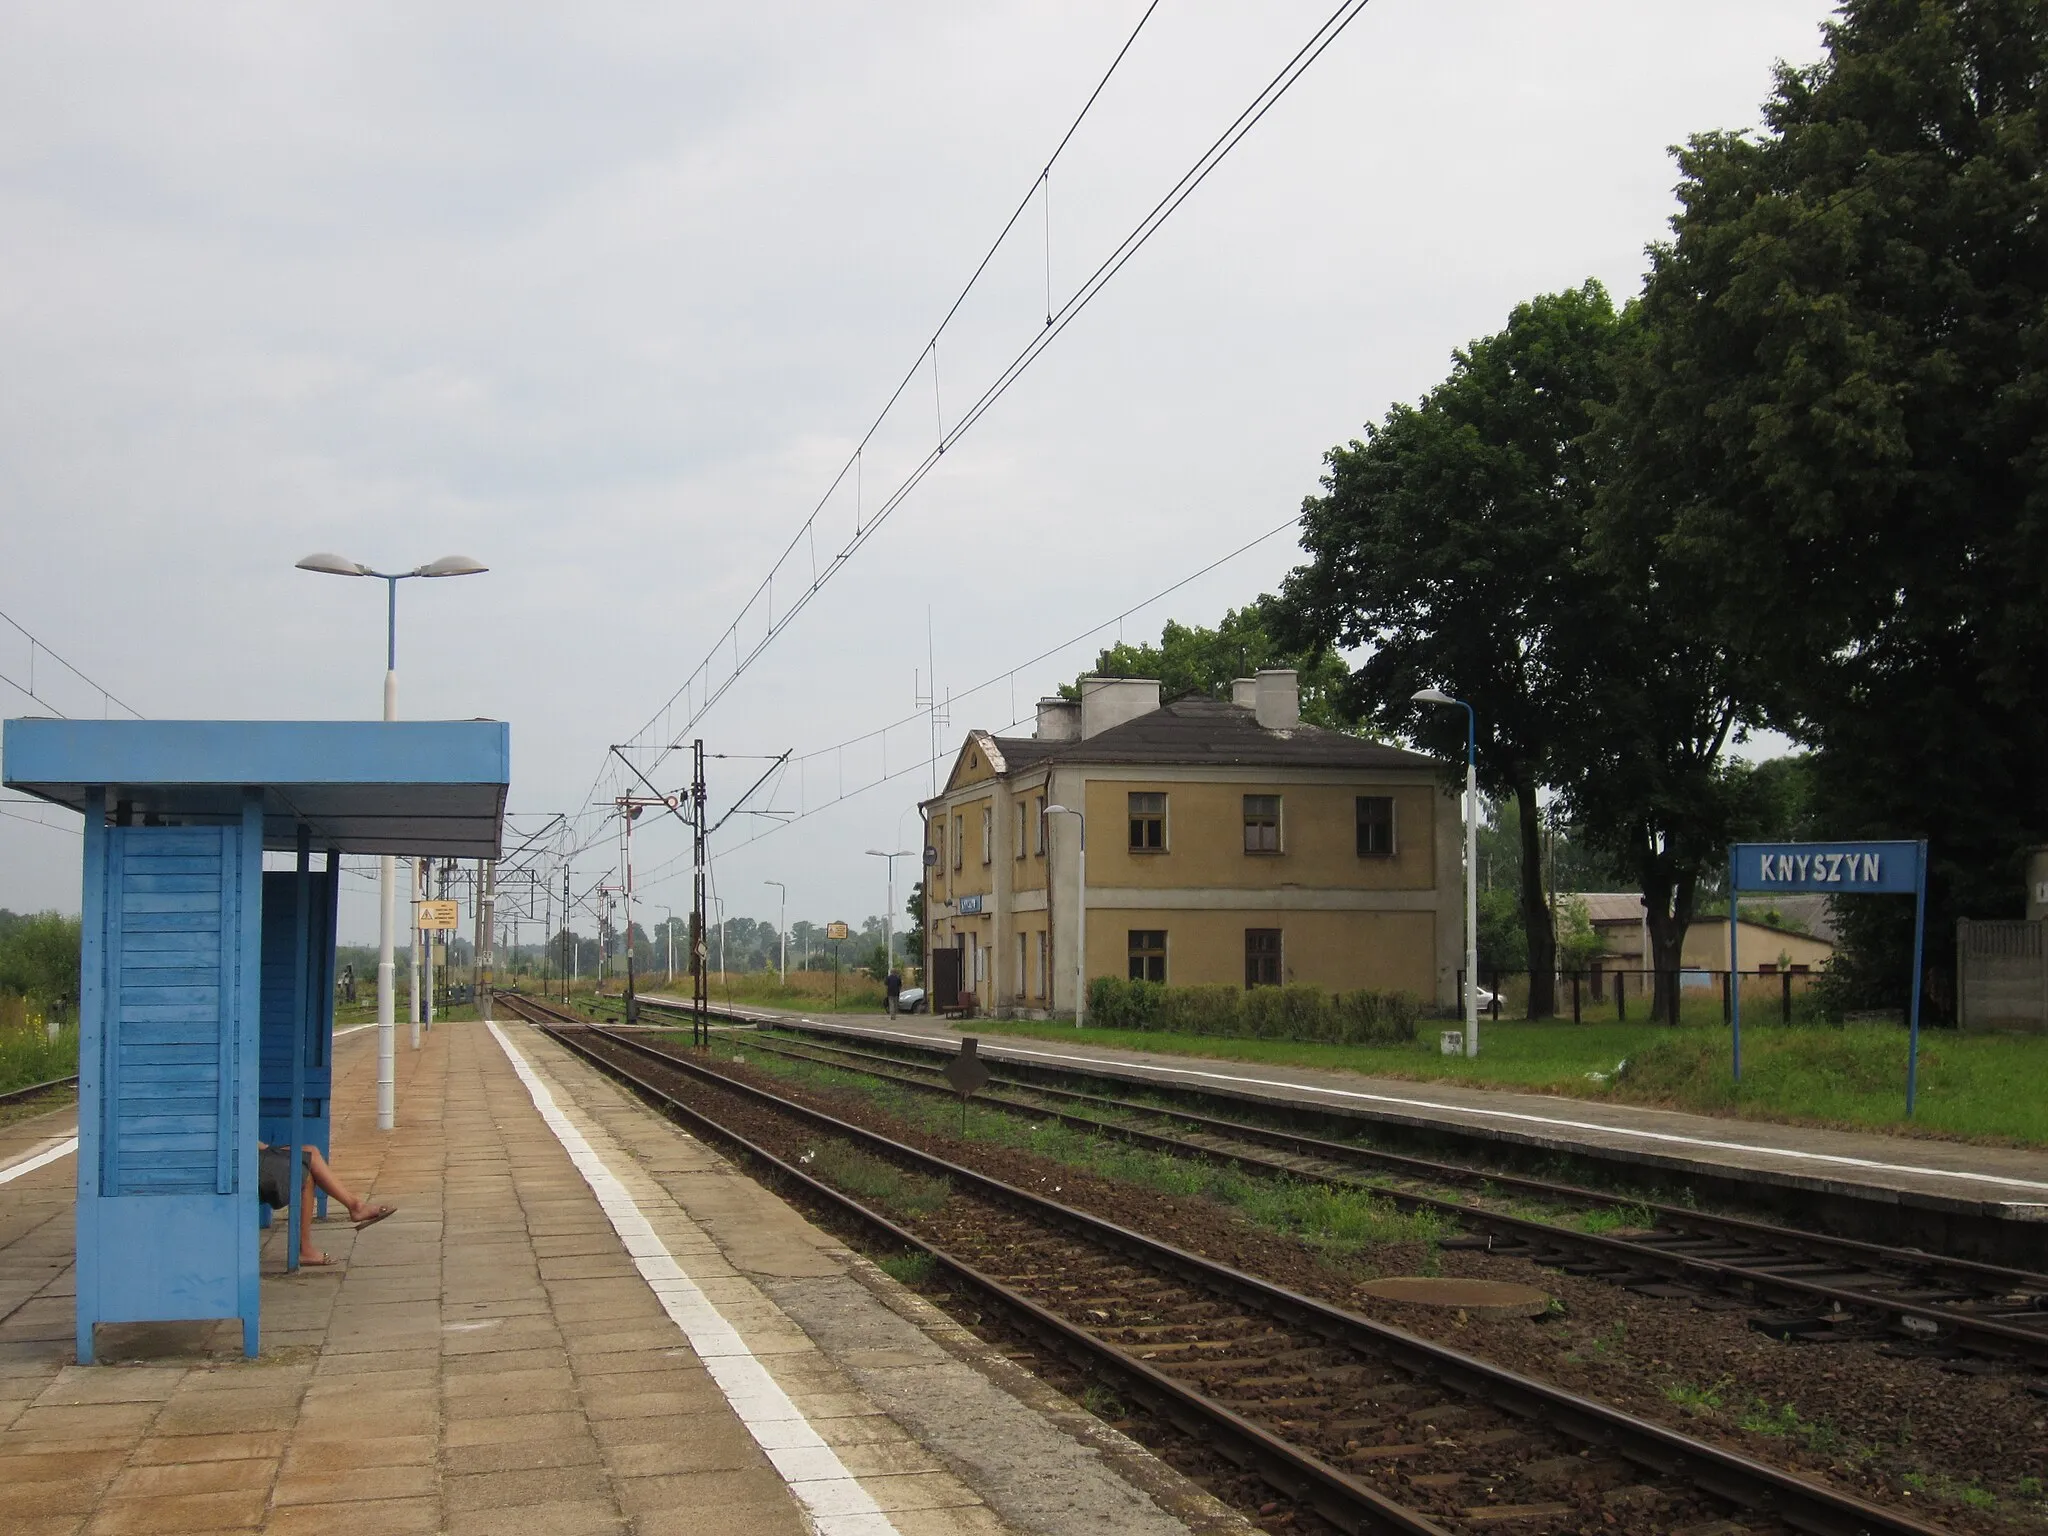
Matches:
[2,718,509,1362]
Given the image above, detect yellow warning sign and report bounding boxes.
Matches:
[825,921,851,941]
[416,899,461,930]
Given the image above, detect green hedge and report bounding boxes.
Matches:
[1085,977,1420,1045]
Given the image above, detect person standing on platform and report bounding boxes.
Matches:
[885,967,903,1017]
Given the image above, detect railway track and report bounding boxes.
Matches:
[656,1022,2048,1372]
[0,1073,77,1109]
[500,996,1960,1536]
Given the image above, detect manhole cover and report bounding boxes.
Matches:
[1359,1277,1550,1320]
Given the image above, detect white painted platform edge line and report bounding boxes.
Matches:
[792,1018,2048,1197]
[485,1020,902,1536]
[334,1022,380,1037]
[0,1136,77,1185]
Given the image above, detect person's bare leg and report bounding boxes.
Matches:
[298,1146,374,1222]
[297,1168,332,1265]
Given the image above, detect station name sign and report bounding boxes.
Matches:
[1731,840,1922,895]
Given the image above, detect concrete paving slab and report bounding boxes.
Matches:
[0,1015,1256,1536]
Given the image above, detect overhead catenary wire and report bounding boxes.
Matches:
[0,607,145,720]
[627,510,1302,894]
[580,0,1369,829]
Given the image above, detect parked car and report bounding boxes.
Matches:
[895,987,927,1014]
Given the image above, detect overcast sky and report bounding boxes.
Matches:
[0,1,1835,945]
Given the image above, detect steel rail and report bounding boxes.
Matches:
[504,1003,1448,1536]
[0,1074,78,1108]
[712,1027,2048,1366]
[537,1012,1960,1536]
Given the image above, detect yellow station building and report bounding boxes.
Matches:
[919,672,1462,1017]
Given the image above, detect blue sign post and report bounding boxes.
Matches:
[1727,839,1929,1114]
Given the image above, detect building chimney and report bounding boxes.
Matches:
[1253,669,1299,731]
[1034,697,1080,742]
[1230,677,1257,710]
[1078,677,1161,739]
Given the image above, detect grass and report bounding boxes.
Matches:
[876,1251,936,1286]
[706,1036,1446,1262]
[0,1022,77,1096]
[798,1137,952,1219]
[933,1014,2048,1146]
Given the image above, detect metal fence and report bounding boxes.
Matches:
[1455,967,1823,1026]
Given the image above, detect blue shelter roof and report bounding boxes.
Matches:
[2,718,510,857]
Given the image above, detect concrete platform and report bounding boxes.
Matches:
[651,999,2048,1253]
[0,1020,1245,1536]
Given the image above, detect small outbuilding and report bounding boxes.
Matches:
[2,717,509,1362]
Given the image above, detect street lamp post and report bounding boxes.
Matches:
[659,905,675,987]
[764,881,787,985]
[1043,806,1086,1026]
[1413,687,1479,1058]
[297,551,487,1130]
[864,850,912,977]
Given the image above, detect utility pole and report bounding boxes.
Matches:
[692,738,709,1048]
[408,858,422,1050]
[619,801,640,1025]
[477,857,496,1020]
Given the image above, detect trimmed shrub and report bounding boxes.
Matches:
[1084,976,1419,1046]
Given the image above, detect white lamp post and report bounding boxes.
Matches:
[764,880,787,985]
[659,904,676,987]
[1413,687,1479,1057]
[865,850,912,975]
[1044,805,1085,1026]
[297,551,488,1129]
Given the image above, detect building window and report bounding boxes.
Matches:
[931,828,945,876]
[1035,931,1047,997]
[1015,803,1026,859]
[1016,933,1027,999]
[1245,928,1282,988]
[1127,930,1166,983]
[1128,792,1166,851]
[1034,795,1046,855]
[1243,795,1281,854]
[981,806,993,865]
[1356,796,1395,858]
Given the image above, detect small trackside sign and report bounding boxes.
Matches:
[416,899,461,930]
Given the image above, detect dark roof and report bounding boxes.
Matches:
[987,697,1439,773]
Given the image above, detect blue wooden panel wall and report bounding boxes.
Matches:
[77,798,264,1362]
[101,826,238,1196]
[259,869,334,1144]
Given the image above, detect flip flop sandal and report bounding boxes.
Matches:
[354,1204,397,1230]
[298,1254,340,1267]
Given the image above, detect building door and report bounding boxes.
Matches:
[931,945,963,1010]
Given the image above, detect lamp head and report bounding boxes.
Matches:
[295,552,368,577]
[416,555,489,578]
[1045,803,1071,815]
[1410,687,1457,706]
[865,848,887,857]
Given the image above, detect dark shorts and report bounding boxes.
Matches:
[257,1145,293,1209]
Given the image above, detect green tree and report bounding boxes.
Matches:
[1609,0,2048,1013]
[904,879,925,976]
[1068,597,1357,728]
[0,912,82,1019]
[1277,281,1622,1017]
